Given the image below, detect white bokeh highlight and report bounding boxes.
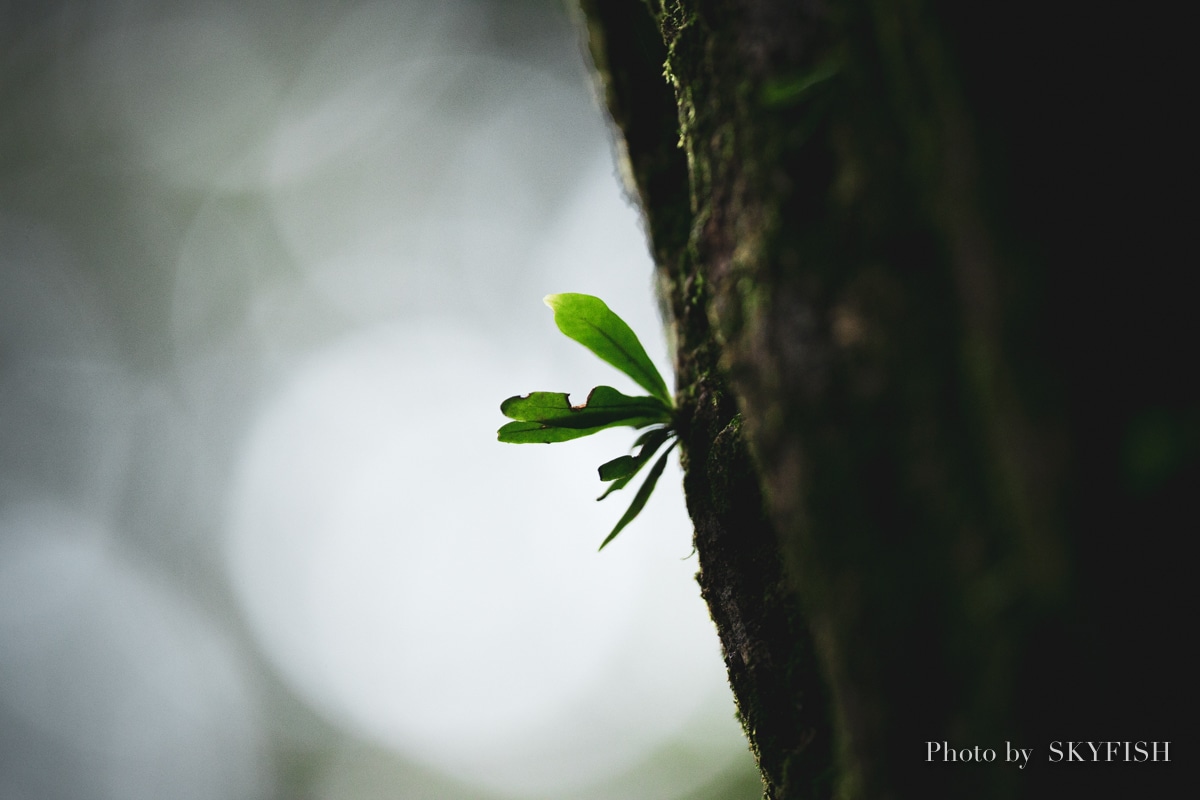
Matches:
[0,504,269,800]
[225,317,741,797]
[2,3,759,798]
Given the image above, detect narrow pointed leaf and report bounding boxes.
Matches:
[631,426,668,448]
[598,441,676,550]
[597,474,632,500]
[544,293,672,406]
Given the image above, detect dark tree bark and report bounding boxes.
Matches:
[576,1,1193,799]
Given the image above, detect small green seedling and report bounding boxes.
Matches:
[498,293,676,550]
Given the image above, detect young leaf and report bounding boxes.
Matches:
[598,455,639,482]
[544,293,672,406]
[598,441,676,551]
[596,427,671,499]
[598,427,670,479]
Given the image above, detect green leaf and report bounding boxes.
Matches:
[497,386,669,443]
[598,441,676,551]
[598,455,638,482]
[501,386,668,427]
[598,429,669,480]
[544,293,672,406]
[498,421,610,444]
[596,427,670,499]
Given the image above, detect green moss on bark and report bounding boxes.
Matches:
[578,1,1192,799]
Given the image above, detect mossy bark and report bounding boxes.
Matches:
[576,2,1192,798]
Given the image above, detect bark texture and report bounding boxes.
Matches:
[577,2,1193,798]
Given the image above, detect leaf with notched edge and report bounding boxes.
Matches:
[500,386,668,426]
[497,386,669,443]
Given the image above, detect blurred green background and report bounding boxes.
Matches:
[0,1,762,797]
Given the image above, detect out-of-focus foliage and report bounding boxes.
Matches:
[0,2,758,799]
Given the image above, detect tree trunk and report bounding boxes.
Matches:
[576,1,1193,798]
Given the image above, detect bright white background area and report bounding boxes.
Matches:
[0,2,761,798]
